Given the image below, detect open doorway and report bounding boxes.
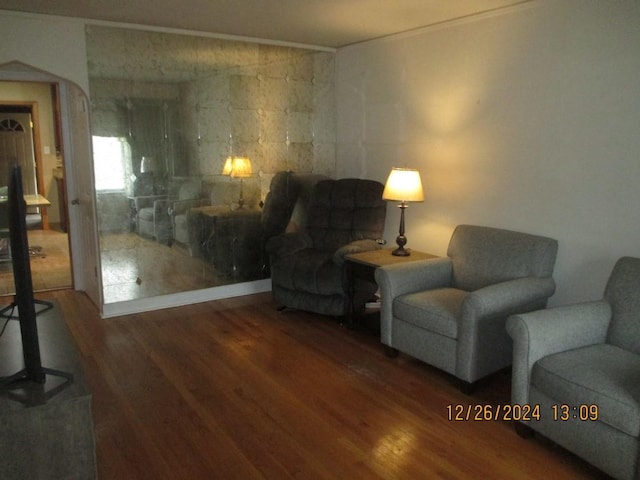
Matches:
[0,82,72,294]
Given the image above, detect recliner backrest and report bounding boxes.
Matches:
[260,171,302,239]
[447,224,558,291]
[604,256,640,355]
[287,174,330,233]
[178,179,201,201]
[305,178,386,252]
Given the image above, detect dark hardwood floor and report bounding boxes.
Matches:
[32,289,606,479]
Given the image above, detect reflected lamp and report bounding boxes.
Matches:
[140,156,155,174]
[222,156,253,208]
[382,167,424,256]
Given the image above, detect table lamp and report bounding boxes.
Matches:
[382,167,424,256]
[140,156,155,174]
[222,156,252,208]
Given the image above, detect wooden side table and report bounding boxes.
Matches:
[344,248,438,328]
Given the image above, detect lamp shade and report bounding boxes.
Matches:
[140,156,155,173]
[382,167,424,203]
[222,156,253,178]
[222,156,233,175]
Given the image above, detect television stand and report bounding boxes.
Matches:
[0,296,53,318]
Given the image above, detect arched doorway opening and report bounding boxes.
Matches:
[0,61,102,310]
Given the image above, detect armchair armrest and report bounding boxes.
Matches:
[332,239,382,266]
[375,257,452,299]
[376,257,452,345]
[506,300,611,405]
[455,277,556,382]
[169,198,204,217]
[462,277,556,321]
[133,195,166,210]
[265,231,313,259]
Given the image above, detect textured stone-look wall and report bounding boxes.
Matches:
[86,25,336,189]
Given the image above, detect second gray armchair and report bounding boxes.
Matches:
[507,256,640,480]
[375,224,558,393]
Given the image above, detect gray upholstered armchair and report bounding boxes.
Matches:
[507,256,640,480]
[266,178,387,317]
[134,193,169,242]
[135,178,201,245]
[375,224,558,393]
[168,179,204,248]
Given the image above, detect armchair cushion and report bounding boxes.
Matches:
[394,288,468,339]
[271,249,344,296]
[137,205,154,223]
[532,343,640,437]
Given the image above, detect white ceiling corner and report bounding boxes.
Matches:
[0,0,532,48]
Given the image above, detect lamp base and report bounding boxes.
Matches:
[391,246,410,256]
[392,207,410,256]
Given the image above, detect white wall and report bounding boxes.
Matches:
[0,11,89,224]
[0,11,89,93]
[336,0,640,306]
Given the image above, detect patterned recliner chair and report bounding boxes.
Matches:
[266,178,387,317]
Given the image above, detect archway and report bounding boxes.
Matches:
[0,61,101,309]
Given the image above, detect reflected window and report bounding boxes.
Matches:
[92,136,131,192]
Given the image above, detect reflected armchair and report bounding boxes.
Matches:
[375,224,558,393]
[266,178,387,317]
[135,178,201,245]
[166,179,204,247]
[133,193,168,241]
[507,256,640,480]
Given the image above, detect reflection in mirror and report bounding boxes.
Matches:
[86,25,336,304]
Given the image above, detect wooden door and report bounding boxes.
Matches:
[59,82,103,308]
[0,111,37,194]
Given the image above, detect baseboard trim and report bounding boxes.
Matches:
[101,279,272,319]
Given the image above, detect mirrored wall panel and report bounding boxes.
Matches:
[86,25,336,303]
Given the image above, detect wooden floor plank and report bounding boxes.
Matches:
[31,290,606,479]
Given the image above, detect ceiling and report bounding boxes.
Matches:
[0,0,530,48]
